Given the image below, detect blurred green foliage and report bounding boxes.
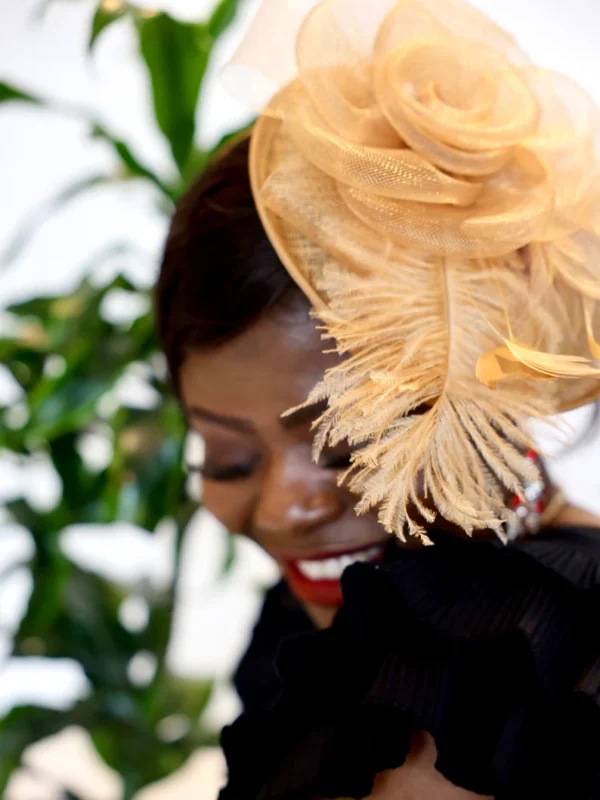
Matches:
[0,1,246,796]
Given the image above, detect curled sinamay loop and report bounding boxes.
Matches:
[225,0,600,541]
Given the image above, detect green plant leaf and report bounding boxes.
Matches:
[0,81,44,106]
[91,124,176,202]
[0,707,67,791]
[14,547,70,643]
[207,0,241,39]
[89,3,128,52]
[169,677,213,722]
[135,13,212,174]
[222,532,237,575]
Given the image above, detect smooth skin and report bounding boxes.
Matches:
[179,304,599,800]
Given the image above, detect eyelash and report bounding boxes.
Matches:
[186,459,259,483]
[185,449,353,484]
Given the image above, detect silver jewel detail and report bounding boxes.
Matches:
[506,513,521,543]
[502,454,545,542]
[524,481,544,502]
[525,512,542,535]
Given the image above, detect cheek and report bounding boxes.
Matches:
[202,480,256,536]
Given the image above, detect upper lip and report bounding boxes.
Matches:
[273,539,390,563]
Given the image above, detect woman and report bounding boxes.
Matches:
[156,1,600,797]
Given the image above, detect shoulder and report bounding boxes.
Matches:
[546,503,600,532]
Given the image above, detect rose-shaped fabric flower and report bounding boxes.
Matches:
[226,0,600,539]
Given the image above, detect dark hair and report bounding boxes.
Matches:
[155,134,303,389]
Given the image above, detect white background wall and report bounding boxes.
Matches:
[1,0,600,797]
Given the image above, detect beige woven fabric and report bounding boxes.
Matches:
[227,0,600,541]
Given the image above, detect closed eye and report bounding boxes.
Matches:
[186,458,259,482]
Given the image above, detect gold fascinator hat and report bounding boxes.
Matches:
[225,0,600,542]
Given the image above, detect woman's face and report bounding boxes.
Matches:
[179,305,390,620]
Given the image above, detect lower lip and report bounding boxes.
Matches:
[284,546,384,607]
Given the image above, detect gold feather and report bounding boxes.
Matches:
[478,340,600,387]
[305,252,551,540]
[584,297,600,360]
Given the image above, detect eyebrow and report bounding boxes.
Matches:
[188,406,254,433]
[187,398,329,434]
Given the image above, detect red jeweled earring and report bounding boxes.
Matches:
[505,450,545,542]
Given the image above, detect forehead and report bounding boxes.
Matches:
[178,311,341,422]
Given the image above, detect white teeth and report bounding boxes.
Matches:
[296,545,382,581]
[297,560,326,580]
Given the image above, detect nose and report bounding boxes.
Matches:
[254,450,345,539]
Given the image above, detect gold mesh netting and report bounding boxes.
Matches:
[226,0,600,541]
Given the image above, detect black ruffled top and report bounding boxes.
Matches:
[220,528,600,799]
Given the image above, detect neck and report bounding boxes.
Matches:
[304,602,338,629]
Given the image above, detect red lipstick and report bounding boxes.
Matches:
[283,544,385,607]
